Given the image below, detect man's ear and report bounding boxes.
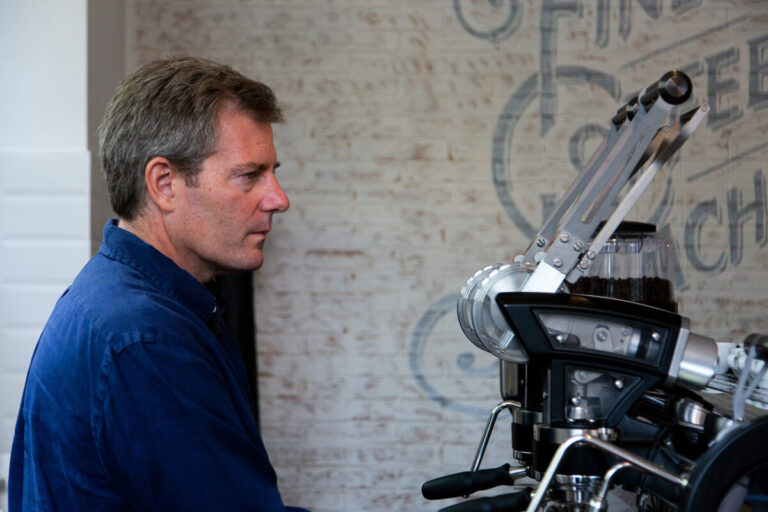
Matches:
[144,156,178,212]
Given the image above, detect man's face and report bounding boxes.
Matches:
[168,106,289,282]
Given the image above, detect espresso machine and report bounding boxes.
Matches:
[423,71,768,511]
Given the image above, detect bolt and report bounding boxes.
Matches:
[553,258,563,267]
[536,237,546,247]
[570,396,581,406]
[559,232,570,243]
[573,241,584,251]
[651,331,661,341]
[587,251,597,260]
[578,259,590,270]
[614,378,624,390]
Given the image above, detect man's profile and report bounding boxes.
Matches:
[9,57,308,511]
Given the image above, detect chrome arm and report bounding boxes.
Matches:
[470,400,521,471]
[519,71,702,294]
[568,103,710,283]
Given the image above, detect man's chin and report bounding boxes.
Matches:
[211,254,265,277]
[236,254,265,272]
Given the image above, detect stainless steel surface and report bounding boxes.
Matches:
[534,425,617,444]
[588,462,632,512]
[706,373,768,416]
[509,466,530,480]
[666,317,692,384]
[671,396,710,430]
[500,360,519,400]
[459,263,532,362]
[520,260,566,294]
[513,407,543,425]
[676,331,718,390]
[554,474,602,505]
[663,74,690,99]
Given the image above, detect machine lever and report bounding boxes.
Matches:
[436,488,532,512]
[422,463,523,500]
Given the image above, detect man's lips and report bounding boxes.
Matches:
[248,230,269,242]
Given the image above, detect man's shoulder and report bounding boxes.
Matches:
[51,254,208,346]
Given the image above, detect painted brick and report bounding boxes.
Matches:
[122,2,768,510]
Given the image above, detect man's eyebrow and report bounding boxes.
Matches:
[229,161,280,174]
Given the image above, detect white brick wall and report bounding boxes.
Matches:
[128,1,768,510]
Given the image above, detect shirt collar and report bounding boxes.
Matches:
[98,219,218,323]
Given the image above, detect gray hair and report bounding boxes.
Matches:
[98,56,283,220]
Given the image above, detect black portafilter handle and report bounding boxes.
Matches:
[422,464,519,500]
[436,488,532,512]
[640,70,693,107]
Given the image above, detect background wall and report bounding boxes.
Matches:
[128,0,768,510]
[1,1,767,511]
[0,1,91,509]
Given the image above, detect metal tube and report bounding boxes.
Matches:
[525,434,687,512]
[470,400,521,472]
[596,462,632,501]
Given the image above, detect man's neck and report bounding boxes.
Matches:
[116,215,210,283]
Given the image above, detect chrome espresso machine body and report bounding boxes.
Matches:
[422,71,768,512]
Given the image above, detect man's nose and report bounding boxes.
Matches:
[262,174,290,213]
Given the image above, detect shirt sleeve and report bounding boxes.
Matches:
[92,339,299,511]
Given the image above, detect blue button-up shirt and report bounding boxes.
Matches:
[10,220,309,511]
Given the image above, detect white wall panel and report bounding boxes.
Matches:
[0,1,90,508]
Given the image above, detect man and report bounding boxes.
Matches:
[9,57,309,511]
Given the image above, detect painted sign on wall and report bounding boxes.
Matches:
[412,0,768,416]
